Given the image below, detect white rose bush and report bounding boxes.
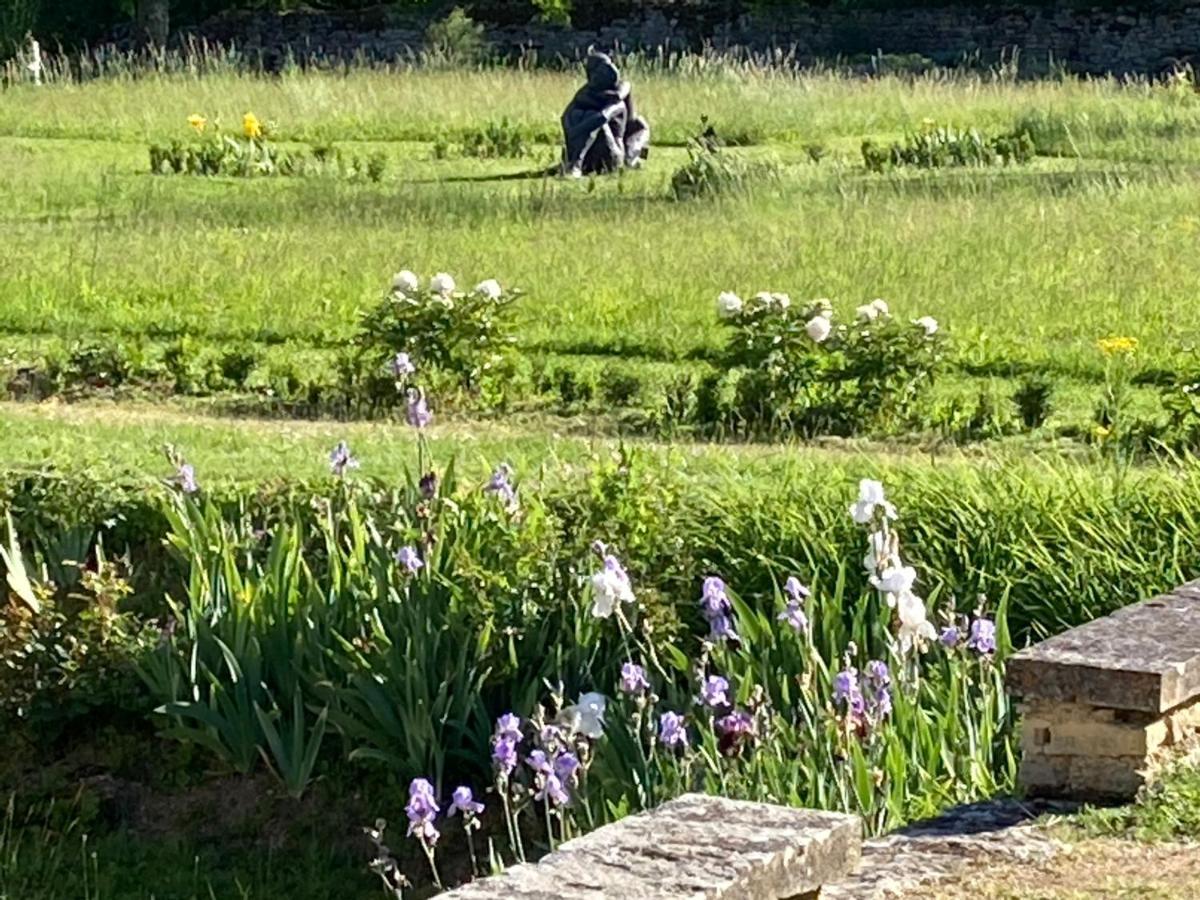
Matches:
[704,289,945,436]
[350,266,522,415]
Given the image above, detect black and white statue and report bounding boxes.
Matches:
[561,51,650,176]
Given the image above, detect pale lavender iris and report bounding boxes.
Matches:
[700,675,730,708]
[619,661,650,694]
[495,713,522,742]
[554,752,580,783]
[784,577,810,602]
[966,617,997,654]
[406,390,432,428]
[525,749,551,775]
[484,463,517,509]
[391,352,416,378]
[700,576,739,642]
[449,786,484,817]
[940,625,961,648]
[405,778,440,844]
[176,463,198,494]
[535,772,569,806]
[492,736,518,778]
[659,711,688,748]
[395,545,423,574]
[329,441,359,477]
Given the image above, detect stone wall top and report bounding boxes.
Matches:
[441,792,861,899]
[1007,580,1200,713]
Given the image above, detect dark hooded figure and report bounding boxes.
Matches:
[561,51,650,176]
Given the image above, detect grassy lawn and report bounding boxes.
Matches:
[4,53,1200,900]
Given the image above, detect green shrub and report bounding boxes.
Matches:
[1013,374,1055,430]
[862,122,1036,172]
[706,293,944,436]
[423,7,488,67]
[459,119,532,159]
[669,120,780,200]
[1,524,154,742]
[354,270,521,397]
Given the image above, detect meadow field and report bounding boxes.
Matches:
[2,49,1200,898]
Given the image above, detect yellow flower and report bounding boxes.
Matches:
[187,114,206,133]
[242,112,262,139]
[1092,424,1112,441]
[1096,335,1138,356]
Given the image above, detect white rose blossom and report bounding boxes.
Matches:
[474,278,502,300]
[391,270,420,295]
[914,315,939,337]
[717,291,744,319]
[856,303,880,323]
[805,314,832,343]
[849,478,897,524]
[430,272,456,295]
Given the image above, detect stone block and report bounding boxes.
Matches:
[440,793,861,899]
[1018,700,1166,758]
[1006,580,1200,713]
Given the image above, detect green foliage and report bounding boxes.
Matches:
[460,119,532,159]
[149,129,387,181]
[353,272,521,395]
[1013,374,1055,430]
[532,0,572,26]
[0,525,154,740]
[1075,762,1200,841]
[707,297,944,437]
[862,123,1036,171]
[423,8,488,67]
[670,128,780,200]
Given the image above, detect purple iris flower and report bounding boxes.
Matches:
[966,617,997,654]
[700,675,730,708]
[406,390,432,429]
[449,786,484,817]
[176,463,198,494]
[940,625,961,648]
[535,773,569,806]
[554,752,580,783]
[492,736,518,778]
[395,545,423,574]
[405,778,440,844]
[659,711,688,748]
[329,441,359,477]
[620,662,650,694]
[390,352,416,378]
[525,749,552,775]
[495,713,522,742]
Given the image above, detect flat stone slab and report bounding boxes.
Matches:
[441,793,861,899]
[1007,580,1200,713]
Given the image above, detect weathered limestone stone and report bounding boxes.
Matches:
[441,793,861,899]
[1006,580,1200,713]
[1007,581,1200,800]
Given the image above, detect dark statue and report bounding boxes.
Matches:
[561,51,651,176]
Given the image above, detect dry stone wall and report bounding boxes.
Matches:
[178,4,1200,76]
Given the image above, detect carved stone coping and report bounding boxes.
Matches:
[441,793,862,899]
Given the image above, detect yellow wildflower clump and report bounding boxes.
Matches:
[187,114,207,133]
[1092,424,1112,441]
[242,112,263,139]
[1097,335,1138,356]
